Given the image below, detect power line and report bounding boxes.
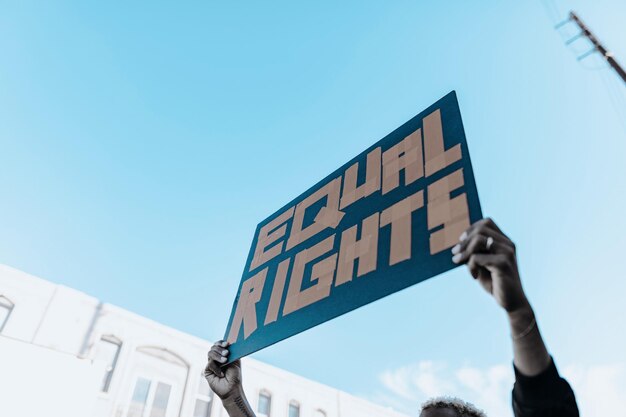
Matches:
[599,65,626,132]
[550,6,626,132]
[562,11,626,85]
[540,0,561,24]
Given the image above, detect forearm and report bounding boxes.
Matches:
[509,304,580,417]
[221,388,257,417]
[507,302,551,376]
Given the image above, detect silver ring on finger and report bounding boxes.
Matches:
[485,236,494,252]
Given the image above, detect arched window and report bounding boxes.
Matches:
[314,410,327,417]
[126,346,189,417]
[93,335,122,392]
[0,295,14,333]
[257,390,271,417]
[288,400,300,417]
[193,372,214,417]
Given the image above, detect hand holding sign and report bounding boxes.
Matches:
[224,91,483,362]
[208,218,578,416]
[451,218,529,314]
[205,341,256,417]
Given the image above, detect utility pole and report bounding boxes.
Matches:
[562,11,626,85]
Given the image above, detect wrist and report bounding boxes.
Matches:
[506,296,532,317]
[221,386,247,404]
[507,301,535,335]
[222,388,256,417]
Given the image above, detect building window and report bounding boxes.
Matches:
[0,295,14,333]
[127,377,152,417]
[314,410,327,417]
[126,377,173,417]
[94,335,122,392]
[257,391,271,417]
[193,373,214,417]
[149,382,171,417]
[288,401,300,417]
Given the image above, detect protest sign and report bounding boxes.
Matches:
[224,91,482,361]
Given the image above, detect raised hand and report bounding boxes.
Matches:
[451,218,529,313]
[452,218,552,377]
[204,341,242,400]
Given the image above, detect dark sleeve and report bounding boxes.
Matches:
[511,358,579,417]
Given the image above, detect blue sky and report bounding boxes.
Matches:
[1,1,625,416]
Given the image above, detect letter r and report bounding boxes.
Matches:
[226,269,267,344]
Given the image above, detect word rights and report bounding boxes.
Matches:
[224,91,482,361]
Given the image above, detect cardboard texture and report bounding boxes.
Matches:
[224,91,483,361]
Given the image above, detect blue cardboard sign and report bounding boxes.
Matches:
[224,91,482,361]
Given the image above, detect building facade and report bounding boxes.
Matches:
[0,264,408,417]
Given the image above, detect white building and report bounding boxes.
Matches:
[0,264,409,417]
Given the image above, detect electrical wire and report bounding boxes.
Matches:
[578,51,610,71]
[539,0,626,132]
[598,67,626,133]
[547,0,563,22]
[541,0,621,72]
[540,0,562,24]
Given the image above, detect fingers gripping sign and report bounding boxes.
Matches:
[205,340,243,400]
[205,341,258,417]
[451,218,529,313]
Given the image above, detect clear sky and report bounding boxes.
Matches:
[1,1,625,416]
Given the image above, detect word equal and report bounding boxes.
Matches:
[227,108,470,344]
